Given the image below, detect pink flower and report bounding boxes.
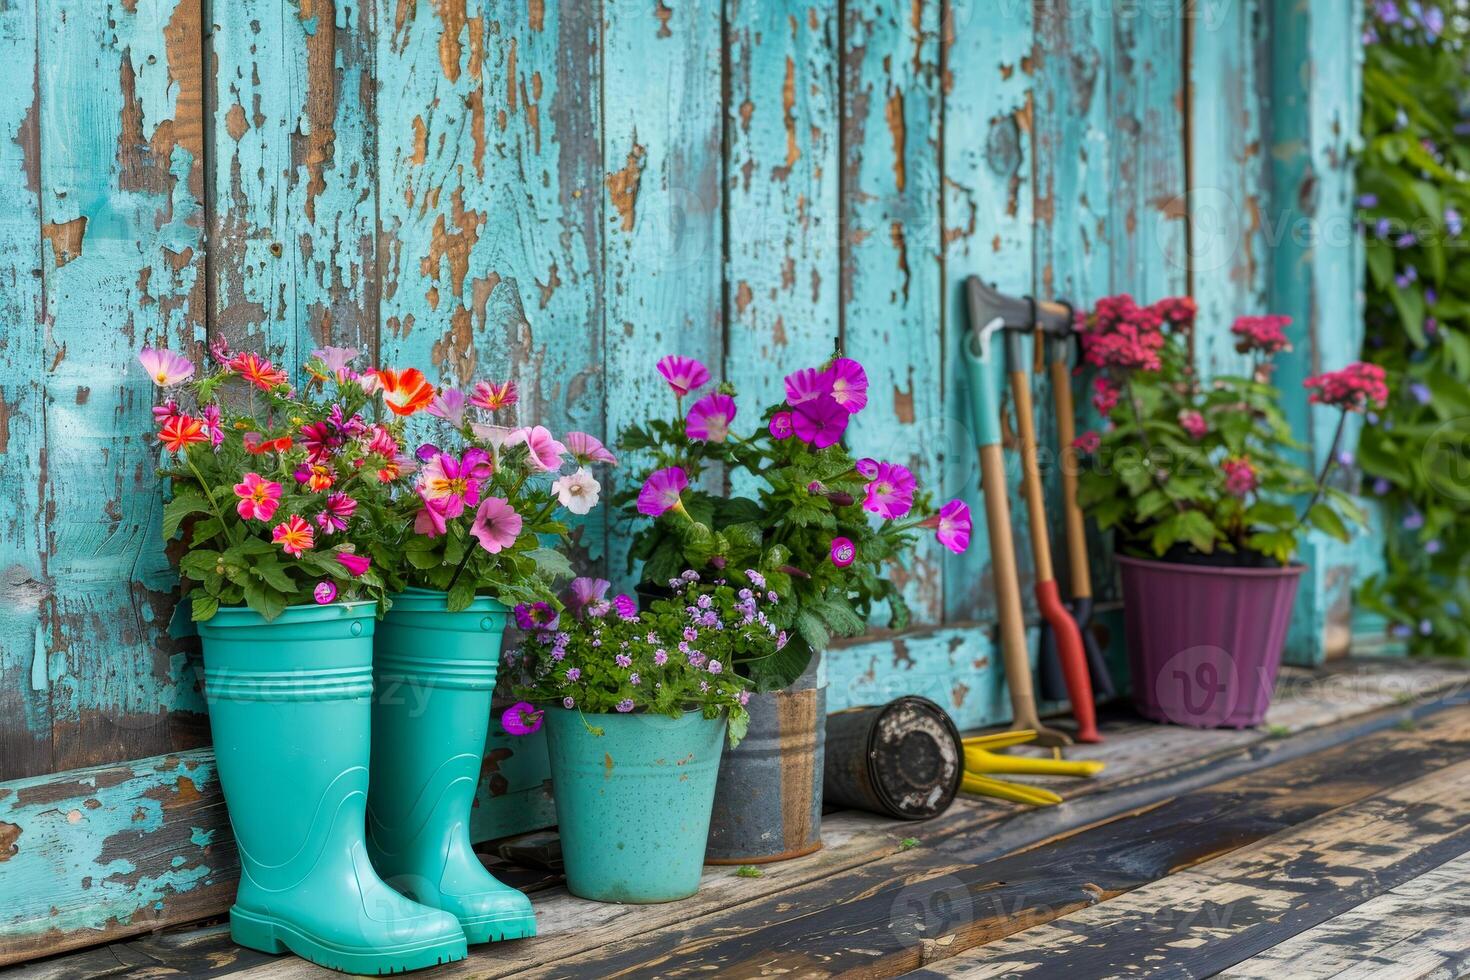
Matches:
[1151,296,1198,331]
[313,581,338,604]
[686,392,737,442]
[299,421,340,462]
[470,497,523,553]
[769,411,795,440]
[138,347,195,387]
[830,537,856,568]
[153,399,181,424]
[426,388,469,426]
[418,449,491,514]
[792,394,848,448]
[1078,294,1165,371]
[470,422,516,454]
[1222,457,1258,497]
[272,515,315,556]
[515,602,560,631]
[855,457,879,479]
[862,461,916,519]
[202,404,224,447]
[234,473,283,522]
[336,552,371,576]
[637,466,688,516]
[827,358,869,413]
[507,425,567,472]
[501,701,544,736]
[1231,314,1292,355]
[1304,362,1389,412]
[921,500,972,555]
[656,355,711,397]
[784,366,832,406]
[1072,430,1101,454]
[414,494,458,537]
[1092,376,1121,415]
[1178,410,1208,440]
[565,430,617,465]
[566,577,611,619]
[315,492,358,533]
[310,346,358,382]
[469,380,518,411]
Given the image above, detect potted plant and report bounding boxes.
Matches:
[615,354,971,863]
[503,575,752,903]
[1073,295,1386,728]
[367,375,614,943]
[140,341,468,973]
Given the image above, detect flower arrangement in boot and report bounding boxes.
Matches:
[1073,295,1385,564]
[380,377,617,611]
[506,571,754,745]
[140,341,401,621]
[616,353,971,690]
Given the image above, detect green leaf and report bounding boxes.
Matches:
[252,558,297,593]
[189,591,219,622]
[1306,503,1351,542]
[527,547,574,582]
[179,549,222,581]
[446,578,477,612]
[163,490,211,540]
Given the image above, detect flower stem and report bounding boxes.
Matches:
[1124,375,1186,513]
[446,526,477,591]
[1294,409,1349,530]
[182,452,240,546]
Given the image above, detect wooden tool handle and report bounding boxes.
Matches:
[1050,357,1093,599]
[1007,369,1054,584]
[980,444,1043,732]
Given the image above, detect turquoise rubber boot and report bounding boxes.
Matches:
[368,589,537,944]
[199,602,467,974]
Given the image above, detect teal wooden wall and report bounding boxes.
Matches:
[0,0,1368,961]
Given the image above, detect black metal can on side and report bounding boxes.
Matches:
[823,696,962,820]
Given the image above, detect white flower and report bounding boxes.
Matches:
[552,467,601,515]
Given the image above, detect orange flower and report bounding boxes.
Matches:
[230,352,289,392]
[158,415,208,454]
[244,432,293,455]
[272,515,314,556]
[375,368,435,416]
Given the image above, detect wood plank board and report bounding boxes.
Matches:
[1218,851,1470,980]
[922,758,1470,978]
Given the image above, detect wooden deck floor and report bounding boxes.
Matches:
[7,659,1469,980]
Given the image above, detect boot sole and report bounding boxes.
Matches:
[461,909,538,945]
[231,905,469,974]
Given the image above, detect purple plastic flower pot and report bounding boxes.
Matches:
[1118,555,1303,729]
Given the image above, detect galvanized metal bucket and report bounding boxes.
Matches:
[823,696,962,820]
[703,676,826,865]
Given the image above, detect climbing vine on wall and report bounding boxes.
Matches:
[1355,1,1470,655]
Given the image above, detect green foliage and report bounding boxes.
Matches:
[1355,7,1470,655]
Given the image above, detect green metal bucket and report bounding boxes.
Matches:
[199,601,467,974]
[368,588,536,944]
[543,708,726,903]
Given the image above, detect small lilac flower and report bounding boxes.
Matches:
[745,569,766,587]
[1395,234,1416,250]
[738,691,752,706]
[1426,539,1443,555]
[1372,478,1391,495]
[707,660,723,675]
[1336,451,1355,467]
[615,698,635,713]
[1375,217,1392,238]
[1357,193,1378,208]
[1403,511,1425,530]
[654,649,668,666]
[563,696,575,709]
[1446,208,1463,236]
[565,667,582,682]
[776,630,789,650]
[629,672,641,686]
[615,653,633,668]
[1419,619,1433,636]
[1410,382,1432,405]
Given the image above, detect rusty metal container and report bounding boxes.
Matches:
[704,659,825,864]
[823,696,962,820]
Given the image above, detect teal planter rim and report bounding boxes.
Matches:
[537,705,729,725]
[199,600,378,630]
[390,586,511,614]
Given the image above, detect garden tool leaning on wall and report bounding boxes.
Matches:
[961,729,1104,807]
[961,278,1069,749]
[1037,318,1117,704]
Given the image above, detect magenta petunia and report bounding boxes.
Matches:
[501,701,544,736]
[566,576,611,618]
[685,392,737,442]
[656,355,711,397]
[426,388,469,426]
[637,466,689,517]
[830,536,856,568]
[854,457,879,479]
[470,496,523,554]
[514,601,560,632]
[564,430,618,465]
[791,394,848,448]
[769,411,795,440]
[921,499,972,555]
[862,461,917,519]
[315,492,358,533]
[506,425,567,472]
[413,493,458,538]
[336,552,371,577]
[827,358,869,413]
[313,581,338,604]
[784,366,833,407]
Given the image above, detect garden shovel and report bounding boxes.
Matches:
[961,281,1069,750]
[1005,323,1101,743]
[1037,329,1117,703]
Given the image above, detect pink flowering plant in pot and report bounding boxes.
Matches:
[379,378,618,611]
[616,354,972,691]
[1072,295,1386,727]
[140,341,398,621]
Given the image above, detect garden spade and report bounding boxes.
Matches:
[1005,323,1101,743]
[961,281,1069,750]
[1037,328,1117,702]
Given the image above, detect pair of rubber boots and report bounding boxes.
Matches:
[200,597,533,974]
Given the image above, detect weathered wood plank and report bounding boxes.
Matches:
[0,750,234,967]
[600,0,723,586]
[37,0,208,773]
[923,758,1470,978]
[840,0,946,625]
[209,0,379,362]
[1218,850,1470,980]
[940,1,1036,624]
[519,704,1470,979]
[0,0,50,782]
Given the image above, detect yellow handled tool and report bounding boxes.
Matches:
[959,729,1104,808]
